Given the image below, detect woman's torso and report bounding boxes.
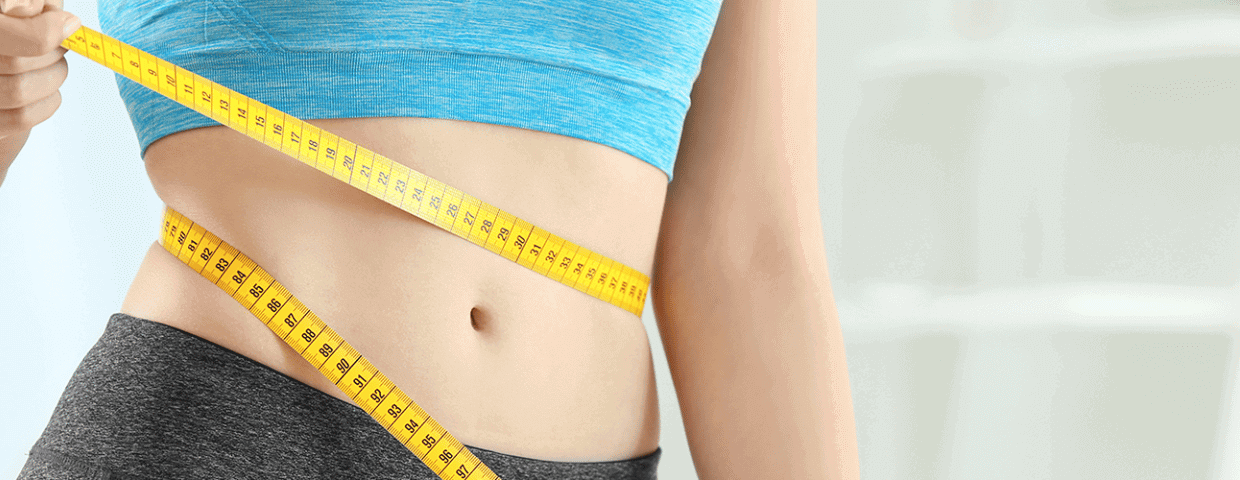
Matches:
[119,116,669,461]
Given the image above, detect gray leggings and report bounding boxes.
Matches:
[19,314,660,479]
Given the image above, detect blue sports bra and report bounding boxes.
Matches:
[98,0,723,181]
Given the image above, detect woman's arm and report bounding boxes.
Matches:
[0,0,76,186]
[652,0,859,477]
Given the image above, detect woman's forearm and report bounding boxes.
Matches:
[653,240,858,479]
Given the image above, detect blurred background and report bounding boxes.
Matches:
[824,1,1240,478]
[4,0,1240,478]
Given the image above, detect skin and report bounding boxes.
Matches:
[0,0,75,185]
[656,0,860,477]
[2,0,859,477]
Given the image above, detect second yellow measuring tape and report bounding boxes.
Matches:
[159,206,492,479]
[62,25,651,479]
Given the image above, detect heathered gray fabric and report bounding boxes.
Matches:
[18,313,660,479]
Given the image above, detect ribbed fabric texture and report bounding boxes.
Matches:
[97,0,723,181]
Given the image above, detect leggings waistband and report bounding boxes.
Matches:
[20,313,660,480]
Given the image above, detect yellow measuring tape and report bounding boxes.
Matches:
[159,206,495,479]
[61,25,651,479]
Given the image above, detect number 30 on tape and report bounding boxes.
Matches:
[60,24,658,479]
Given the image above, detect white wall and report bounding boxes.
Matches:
[825,1,1240,478]
[6,1,1240,479]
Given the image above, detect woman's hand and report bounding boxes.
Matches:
[0,0,78,185]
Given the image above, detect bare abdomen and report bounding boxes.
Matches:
[120,116,667,461]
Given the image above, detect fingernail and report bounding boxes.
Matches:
[62,15,81,38]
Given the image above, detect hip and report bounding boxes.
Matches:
[20,314,661,479]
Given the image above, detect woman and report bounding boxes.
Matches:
[4,0,858,478]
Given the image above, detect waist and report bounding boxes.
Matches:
[121,116,667,461]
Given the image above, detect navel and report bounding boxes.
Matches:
[469,306,487,332]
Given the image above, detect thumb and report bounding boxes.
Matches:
[53,10,81,40]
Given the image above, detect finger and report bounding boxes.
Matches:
[1,0,46,18]
[0,55,65,109]
[0,47,63,74]
[0,9,78,57]
[0,89,60,138]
